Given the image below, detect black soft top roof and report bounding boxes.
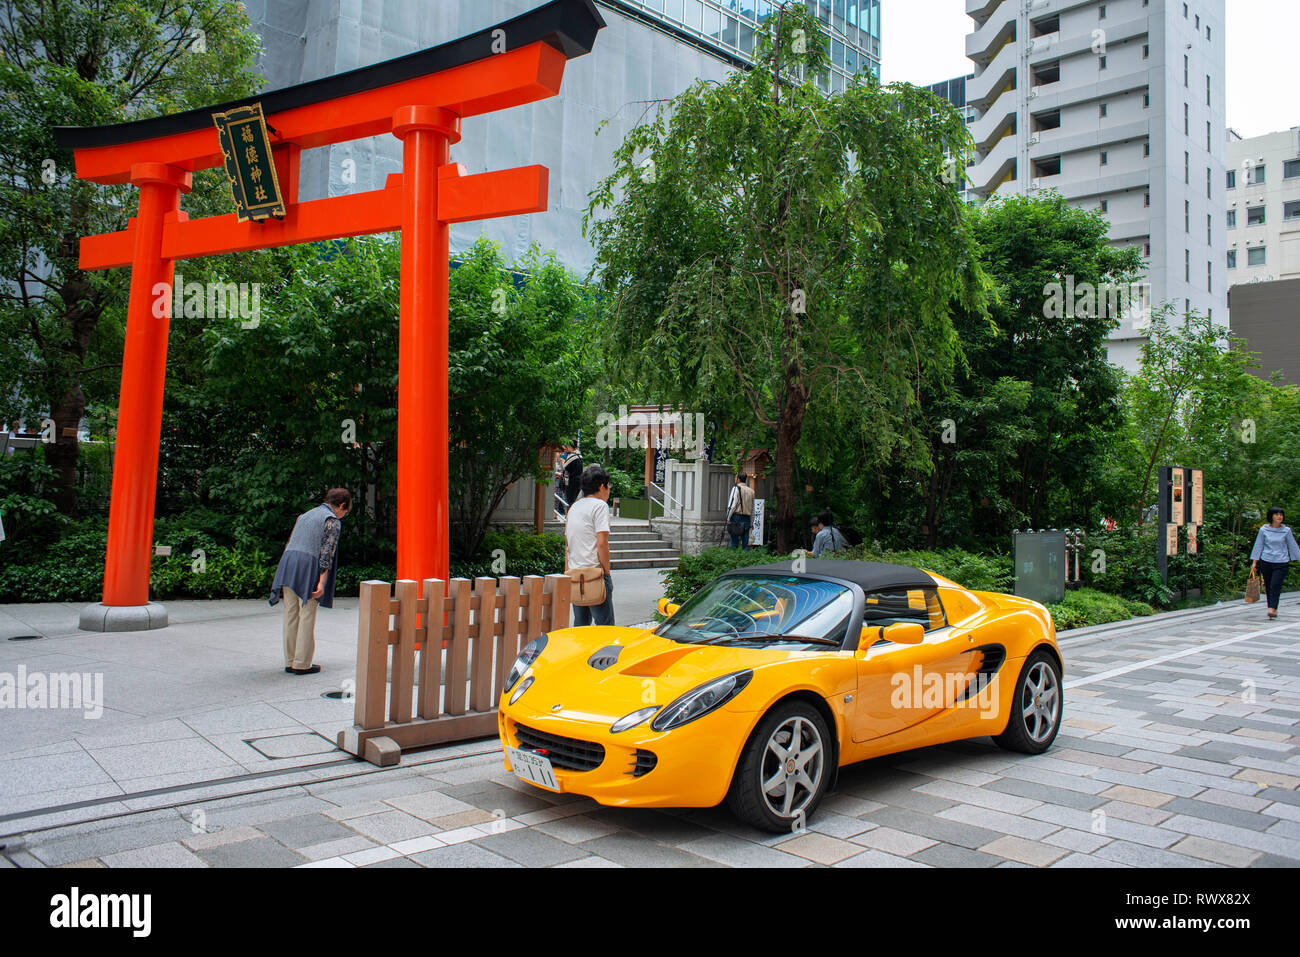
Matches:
[724,559,938,593]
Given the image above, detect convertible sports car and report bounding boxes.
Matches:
[497,559,1063,832]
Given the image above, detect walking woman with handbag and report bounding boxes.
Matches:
[1249,507,1300,619]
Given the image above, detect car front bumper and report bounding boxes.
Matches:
[497,698,754,809]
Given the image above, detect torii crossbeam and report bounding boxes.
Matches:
[55,0,604,631]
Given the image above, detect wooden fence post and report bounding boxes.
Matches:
[545,572,572,631]
[354,580,391,731]
[417,577,445,719]
[390,579,418,723]
[445,578,472,715]
[470,576,496,712]
[496,576,523,698]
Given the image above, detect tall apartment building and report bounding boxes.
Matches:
[1225,128,1300,285]
[962,0,1227,371]
[244,0,882,273]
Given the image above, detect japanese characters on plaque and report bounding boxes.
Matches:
[212,102,285,222]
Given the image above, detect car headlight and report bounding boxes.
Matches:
[505,634,548,693]
[509,675,535,705]
[610,706,660,734]
[650,671,753,732]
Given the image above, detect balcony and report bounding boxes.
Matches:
[967,9,1015,63]
[968,132,1018,196]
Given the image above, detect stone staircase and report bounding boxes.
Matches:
[607,527,681,570]
[543,520,681,570]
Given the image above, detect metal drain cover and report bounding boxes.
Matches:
[321,690,354,700]
[6,635,44,641]
[243,732,338,759]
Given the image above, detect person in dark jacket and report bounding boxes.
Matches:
[1250,507,1300,619]
[270,488,351,674]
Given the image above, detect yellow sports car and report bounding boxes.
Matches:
[497,559,1063,832]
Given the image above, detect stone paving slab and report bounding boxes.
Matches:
[3,595,1297,868]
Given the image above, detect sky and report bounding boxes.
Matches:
[882,0,1297,139]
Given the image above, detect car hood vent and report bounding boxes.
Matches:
[587,644,625,670]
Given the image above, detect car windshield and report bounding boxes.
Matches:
[655,575,854,647]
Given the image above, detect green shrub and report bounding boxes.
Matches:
[828,544,1014,593]
[1046,587,1154,631]
[661,546,778,604]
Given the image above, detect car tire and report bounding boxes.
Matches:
[993,648,1063,754]
[727,700,833,834]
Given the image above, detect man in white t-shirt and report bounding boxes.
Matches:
[564,464,614,626]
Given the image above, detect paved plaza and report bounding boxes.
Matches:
[1,590,1297,868]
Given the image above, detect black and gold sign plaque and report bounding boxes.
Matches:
[212,103,285,222]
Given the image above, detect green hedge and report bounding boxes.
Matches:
[661,547,779,604]
[0,517,566,603]
[1046,588,1155,631]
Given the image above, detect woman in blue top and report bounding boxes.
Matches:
[270,488,351,674]
[1249,507,1300,619]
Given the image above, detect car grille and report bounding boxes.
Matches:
[514,723,605,771]
[627,749,657,777]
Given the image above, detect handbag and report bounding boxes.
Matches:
[727,514,747,539]
[567,565,606,606]
[1245,571,1261,603]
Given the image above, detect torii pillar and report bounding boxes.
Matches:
[56,0,605,631]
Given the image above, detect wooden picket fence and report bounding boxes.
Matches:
[337,574,572,766]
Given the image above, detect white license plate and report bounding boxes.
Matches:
[505,745,561,792]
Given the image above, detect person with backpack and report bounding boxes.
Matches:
[811,510,848,556]
[726,472,755,549]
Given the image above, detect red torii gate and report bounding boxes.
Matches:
[56,0,604,631]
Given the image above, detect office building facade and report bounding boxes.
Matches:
[1225,128,1300,286]
[961,0,1227,370]
[243,0,882,274]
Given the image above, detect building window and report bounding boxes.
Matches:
[1184,55,1189,87]
[1184,103,1189,134]
[1247,164,1266,185]
[1195,14,1200,29]
[1285,200,1300,221]
[1145,191,1151,207]
[1285,159,1300,179]
[1206,121,1211,151]
[1144,242,1152,257]
[1227,249,1237,269]
[1185,249,1190,281]
[1207,167,1212,199]
[1099,103,1107,118]
[1206,75,1211,106]
[1227,209,1236,227]
[1248,247,1267,267]
[1100,151,1109,166]
[1185,200,1190,232]
[1247,205,1266,226]
[1100,200,1109,213]
[1207,214,1212,244]
[1227,169,1236,188]
[1099,55,1107,70]
[1185,151,1189,183]
[1183,3,1188,17]
[1207,261,1211,292]
[1143,43,1149,59]
[1207,25,1211,41]
[1144,141,1151,157]
[1099,3,1106,18]
[1143,92,1150,108]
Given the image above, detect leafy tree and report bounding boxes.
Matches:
[188,236,594,561]
[584,2,982,551]
[0,0,262,514]
[907,193,1144,545]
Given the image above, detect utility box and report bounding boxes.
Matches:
[1013,530,1066,605]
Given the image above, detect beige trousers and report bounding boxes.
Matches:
[282,586,318,670]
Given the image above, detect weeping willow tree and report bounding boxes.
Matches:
[584,2,984,551]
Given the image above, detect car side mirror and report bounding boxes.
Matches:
[858,625,882,650]
[882,622,925,645]
[658,598,680,617]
